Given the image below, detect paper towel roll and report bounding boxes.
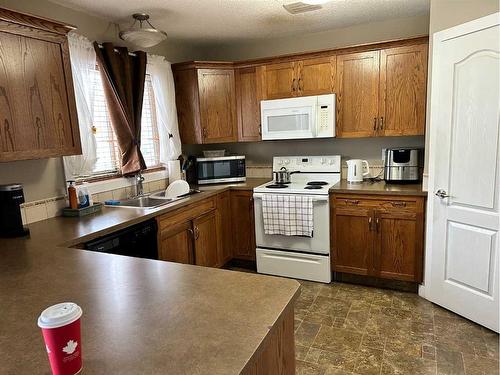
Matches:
[167,160,181,182]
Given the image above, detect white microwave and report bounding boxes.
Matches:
[260,94,336,140]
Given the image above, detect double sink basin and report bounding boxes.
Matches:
[107,190,199,209]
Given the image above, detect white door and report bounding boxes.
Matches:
[426,13,500,332]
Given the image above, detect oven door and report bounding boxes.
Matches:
[253,193,330,254]
[196,157,245,184]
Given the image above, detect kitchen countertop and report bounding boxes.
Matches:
[0,176,300,374]
[329,180,427,196]
[0,242,299,374]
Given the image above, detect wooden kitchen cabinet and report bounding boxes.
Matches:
[257,57,335,100]
[378,44,428,136]
[216,191,233,266]
[158,221,193,264]
[235,67,261,142]
[231,190,256,261]
[172,64,237,144]
[336,51,380,138]
[156,197,219,267]
[336,43,427,138]
[0,7,81,162]
[331,194,425,282]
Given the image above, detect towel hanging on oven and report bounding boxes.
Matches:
[261,194,313,237]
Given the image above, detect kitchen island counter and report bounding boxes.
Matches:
[0,241,299,374]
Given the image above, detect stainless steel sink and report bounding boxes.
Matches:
[111,196,175,209]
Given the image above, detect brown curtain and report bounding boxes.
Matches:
[93,42,147,175]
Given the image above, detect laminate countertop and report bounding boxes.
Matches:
[329,180,427,196]
[0,178,300,374]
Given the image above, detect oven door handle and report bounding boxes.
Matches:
[252,193,329,203]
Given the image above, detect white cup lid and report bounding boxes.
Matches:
[38,302,82,329]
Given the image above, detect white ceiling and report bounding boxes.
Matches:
[50,0,430,43]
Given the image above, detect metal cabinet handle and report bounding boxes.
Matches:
[194,226,200,240]
[345,199,360,205]
[390,201,407,207]
[373,117,377,131]
[298,78,303,91]
[379,117,384,130]
[435,189,450,199]
[202,127,208,139]
[368,216,373,231]
[187,228,194,238]
[291,79,296,92]
[375,217,380,232]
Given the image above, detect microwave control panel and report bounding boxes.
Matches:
[316,94,335,138]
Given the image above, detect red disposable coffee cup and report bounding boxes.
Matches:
[38,302,83,375]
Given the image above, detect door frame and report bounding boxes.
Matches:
[421,12,500,304]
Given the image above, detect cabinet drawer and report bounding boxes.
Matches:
[157,197,216,230]
[334,196,417,212]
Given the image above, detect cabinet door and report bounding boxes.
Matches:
[235,67,261,142]
[332,206,374,275]
[216,191,233,266]
[379,44,428,136]
[158,221,194,264]
[336,51,380,138]
[374,208,424,282]
[257,62,298,99]
[173,68,202,144]
[230,191,256,261]
[0,31,80,161]
[197,69,238,143]
[297,56,336,96]
[193,210,219,267]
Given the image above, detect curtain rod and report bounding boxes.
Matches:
[96,43,137,57]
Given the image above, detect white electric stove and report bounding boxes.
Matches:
[253,156,341,283]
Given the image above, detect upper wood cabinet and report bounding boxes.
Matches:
[235,67,261,142]
[336,43,428,138]
[0,7,81,162]
[172,64,238,144]
[379,44,428,136]
[257,57,335,100]
[336,51,380,138]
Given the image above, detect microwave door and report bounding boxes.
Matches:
[262,106,315,140]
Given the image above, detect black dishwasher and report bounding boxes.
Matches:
[84,219,158,260]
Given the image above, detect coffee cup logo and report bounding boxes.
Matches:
[62,340,78,355]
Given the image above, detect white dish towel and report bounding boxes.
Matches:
[262,194,313,237]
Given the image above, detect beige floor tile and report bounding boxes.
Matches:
[312,326,363,353]
[296,359,328,375]
[296,321,321,347]
[462,353,499,375]
[436,349,464,375]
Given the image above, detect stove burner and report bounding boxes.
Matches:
[306,181,329,186]
[266,184,288,189]
[304,185,323,190]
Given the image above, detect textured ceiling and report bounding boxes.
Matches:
[49,0,430,43]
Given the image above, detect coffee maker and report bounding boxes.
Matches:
[0,184,29,237]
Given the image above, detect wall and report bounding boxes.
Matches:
[186,14,429,169]
[201,14,429,60]
[423,0,499,187]
[0,0,206,201]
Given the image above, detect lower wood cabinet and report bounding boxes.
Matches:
[331,194,425,282]
[230,190,256,261]
[216,191,233,266]
[156,197,219,267]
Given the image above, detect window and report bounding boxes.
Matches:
[89,66,160,177]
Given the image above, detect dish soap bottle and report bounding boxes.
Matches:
[67,181,78,209]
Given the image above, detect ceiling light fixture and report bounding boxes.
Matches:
[119,13,167,48]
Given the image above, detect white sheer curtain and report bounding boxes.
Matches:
[147,54,182,163]
[63,32,97,179]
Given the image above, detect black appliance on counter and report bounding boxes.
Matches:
[0,183,29,238]
[186,155,246,185]
[84,219,158,260]
[383,148,423,183]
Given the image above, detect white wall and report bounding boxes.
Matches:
[0,0,206,201]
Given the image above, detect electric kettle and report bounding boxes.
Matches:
[346,159,370,183]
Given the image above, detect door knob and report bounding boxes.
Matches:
[435,189,450,199]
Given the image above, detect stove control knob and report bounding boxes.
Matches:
[329,159,335,165]
[320,158,327,164]
[284,159,290,165]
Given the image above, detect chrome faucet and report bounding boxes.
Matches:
[135,172,145,197]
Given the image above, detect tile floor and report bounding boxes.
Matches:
[293,280,499,375]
